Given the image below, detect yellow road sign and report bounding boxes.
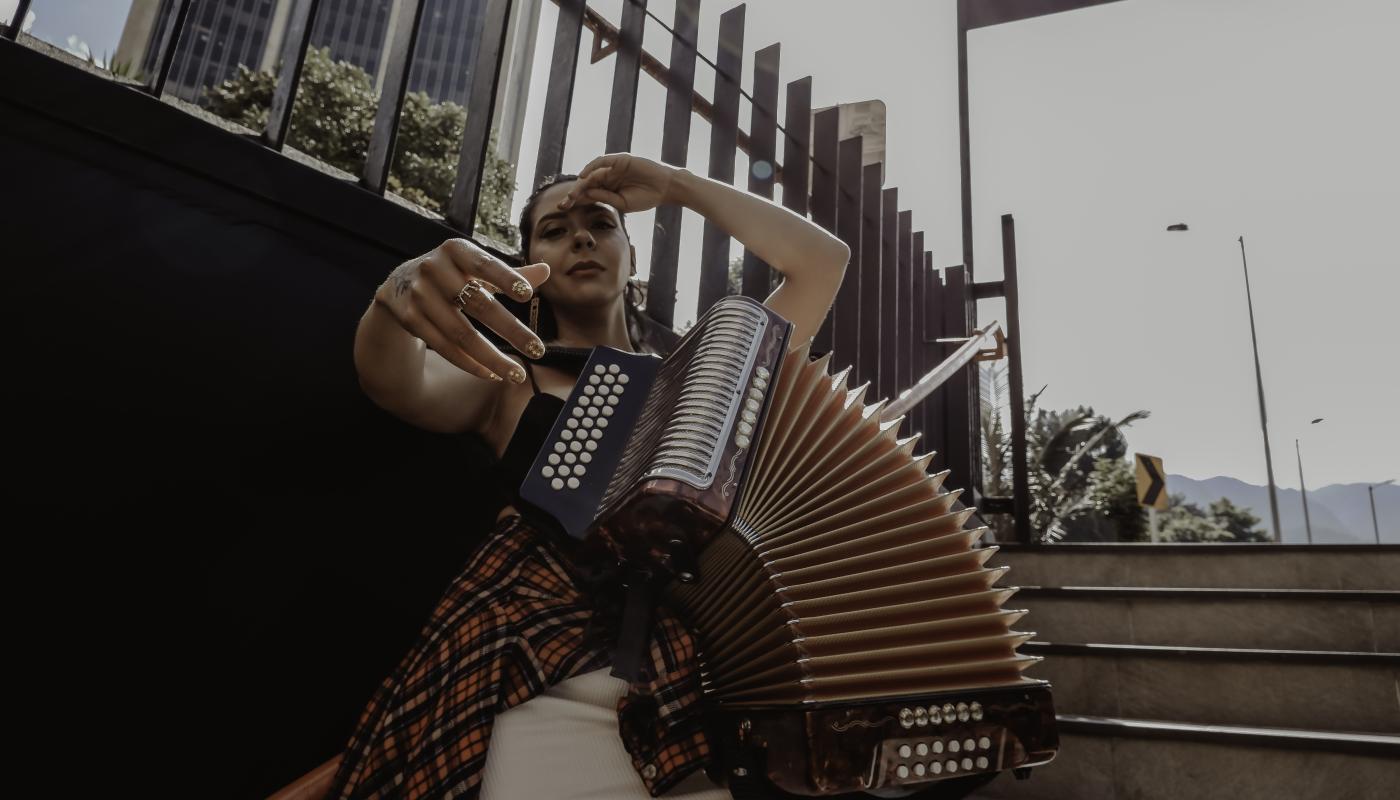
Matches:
[1135,453,1168,510]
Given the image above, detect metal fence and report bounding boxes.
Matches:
[4,0,1044,540]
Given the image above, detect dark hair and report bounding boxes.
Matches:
[497,173,677,355]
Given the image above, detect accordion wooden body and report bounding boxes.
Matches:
[521,296,1057,796]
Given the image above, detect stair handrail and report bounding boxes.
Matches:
[880,321,1005,423]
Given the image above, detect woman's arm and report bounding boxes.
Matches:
[559,155,849,347]
[668,168,849,346]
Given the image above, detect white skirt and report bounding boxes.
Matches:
[479,667,731,799]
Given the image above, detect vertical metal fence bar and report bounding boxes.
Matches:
[897,209,913,400]
[362,0,430,193]
[445,0,515,233]
[923,258,946,471]
[533,0,586,187]
[3,0,31,40]
[1002,214,1031,543]
[780,77,811,219]
[697,5,745,315]
[740,42,780,300]
[878,187,898,402]
[832,136,863,375]
[942,264,974,499]
[147,0,197,98]
[645,0,701,329]
[909,230,926,438]
[605,0,648,153]
[857,164,882,391]
[809,107,839,354]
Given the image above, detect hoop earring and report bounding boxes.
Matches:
[529,295,540,333]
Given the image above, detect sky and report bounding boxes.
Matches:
[11,0,1397,491]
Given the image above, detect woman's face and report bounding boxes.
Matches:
[527,180,633,311]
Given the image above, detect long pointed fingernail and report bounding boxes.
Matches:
[507,365,526,384]
[525,339,545,359]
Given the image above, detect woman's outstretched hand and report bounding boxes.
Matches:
[372,239,550,384]
[557,153,683,214]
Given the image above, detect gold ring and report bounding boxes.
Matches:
[453,278,490,310]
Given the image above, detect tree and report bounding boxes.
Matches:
[203,47,518,244]
[1208,497,1268,542]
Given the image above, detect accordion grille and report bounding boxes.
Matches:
[670,344,1039,705]
[602,301,767,506]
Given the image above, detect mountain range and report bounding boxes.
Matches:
[1167,474,1398,544]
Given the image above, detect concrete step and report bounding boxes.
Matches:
[976,716,1400,800]
[1015,587,1400,652]
[1022,643,1400,733]
[991,543,1400,591]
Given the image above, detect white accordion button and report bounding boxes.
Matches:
[594,365,606,375]
[913,763,926,777]
[607,396,619,406]
[583,385,596,396]
[587,407,600,417]
[945,760,958,774]
[929,761,943,775]
[567,477,580,489]
[553,442,566,454]
[602,406,614,416]
[745,398,760,413]
[735,435,750,450]
[961,758,973,771]
[597,418,608,428]
[558,465,571,477]
[603,373,615,385]
[915,742,928,757]
[590,429,603,440]
[975,757,989,770]
[580,452,592,463]
[548,454,561,465]
[929,707,942,725]
[737,422,753,437]
[948,740,960,754]
[756,366,770,379]
[898,745,911,758]
[957,703,970,722]
[566,418,579,429]
[581,417,594,428]
[571,407,584,418]
[898,708,915,729]
[895,765,909,779]
[970,702,984,721]
[931,740,944,754]
[618,373,629,384]
[564,452,577,464]
[550,478,564,490]
[541,466,554,478]
[741,410,757,424]
[608,364,620,374]
[585,440,597,451]
[942,704,955,720]
[574,465,586,476]
[560,430,573,441]
[963,739,975,753]
[978,737,991,751]
[914,707,928,727]
[569,441,582,452]
[588,374,601,386]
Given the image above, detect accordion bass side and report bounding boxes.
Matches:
[521,296,1057,796]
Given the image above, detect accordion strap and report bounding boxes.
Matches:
[608,567,656,682]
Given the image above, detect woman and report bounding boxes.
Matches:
[318,153,848,799]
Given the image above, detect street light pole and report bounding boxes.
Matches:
[1296,439,1312,544]
[1237,236,1283,542]
[1297,418,1323,544]
[1371,479,1396,544]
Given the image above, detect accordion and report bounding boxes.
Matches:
[521,296,1057,796]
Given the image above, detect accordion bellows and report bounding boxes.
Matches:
[674,343,1039,705]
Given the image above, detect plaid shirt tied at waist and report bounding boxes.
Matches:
[325,515,712,799]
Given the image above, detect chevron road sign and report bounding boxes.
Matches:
[1135,453,1168,510]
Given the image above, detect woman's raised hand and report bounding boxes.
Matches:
[373,238,550,384]
[557,153,681,214]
